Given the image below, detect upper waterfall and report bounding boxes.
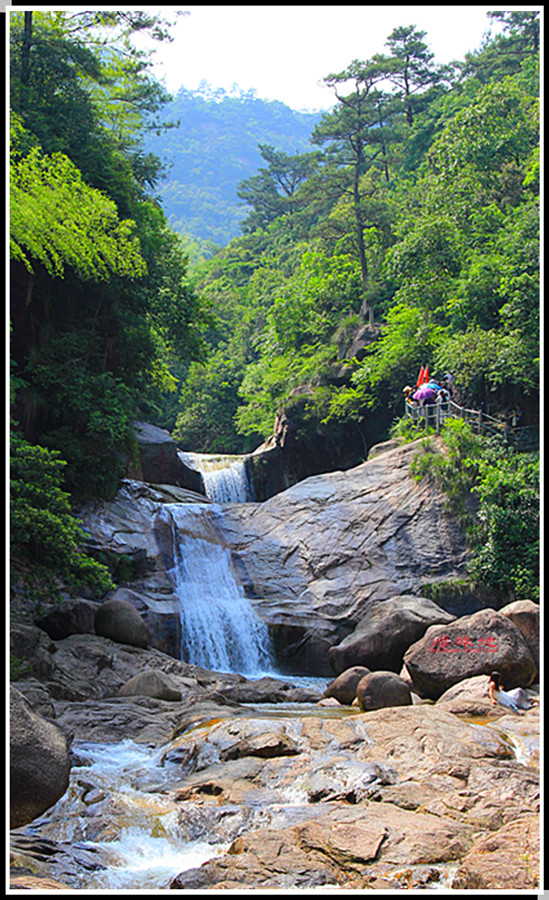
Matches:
[178,451,254,503]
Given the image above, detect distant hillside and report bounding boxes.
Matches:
[144,85,321,247]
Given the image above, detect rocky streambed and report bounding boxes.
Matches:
[10,654,540,892]
[10,438,540,890]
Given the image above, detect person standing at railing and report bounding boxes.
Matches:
[442,372,454,396]
[511,404,523,427]
[436,386,450,415]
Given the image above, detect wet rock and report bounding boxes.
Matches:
[403,608,537,700]
[451,815,539,889]
[53,695,238,745]
[10,833,106,886]
[10,687,71,829]
[117,668,182,701]
[356,670,412,711]
[221,731,301,761]
[329,595,455,674]
[94,598,151,648]
[128,420,205,493]
[322,666,370,705]
[306,759,397,803]
[171,802,474,890]
[220,675,320,705]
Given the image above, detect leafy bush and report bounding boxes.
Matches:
[10,431,114,602]
[469,451,539,599]
[409,418,539,600]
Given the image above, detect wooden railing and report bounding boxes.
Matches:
[404,399,539,449]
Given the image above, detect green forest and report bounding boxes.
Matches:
[143,83,320,248]
[10,11,539,604]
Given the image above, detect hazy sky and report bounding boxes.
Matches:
[145,5,541,111]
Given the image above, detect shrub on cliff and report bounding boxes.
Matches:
[409,419,539,601]
[10,432,114,604]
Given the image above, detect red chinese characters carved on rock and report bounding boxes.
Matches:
[430,634,498,653]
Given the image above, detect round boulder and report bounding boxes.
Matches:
[436,674,498,718]
[35,596,98,641]
[356,671,412,712]
[10,686,71,829]
[499,599,539,674]
[403,608,537,700]
[322,666,371,705]
[328,595,455,675]
[94,598,151,648]
[117,669,182,701]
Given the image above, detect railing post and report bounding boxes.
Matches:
[477,409,482,435]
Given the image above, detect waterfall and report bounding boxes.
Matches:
[157,503,273,676]
[178,451,254,503]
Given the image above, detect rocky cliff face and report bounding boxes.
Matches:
[246,391,384,502]
[217,440,472,673]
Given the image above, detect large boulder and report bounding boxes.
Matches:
[128,421,205,493]
[106,586,181,658]
[322,666,371,705]
[35,596,98,641]
[403,608,537,700]
[94,598,151,648]
[499,599,539,674]
[355,671,412,711]
[10,623,56,681]
[436,673,539,719]
[329,595,455,675]
[10,687,71,829]
[117,668,182,701]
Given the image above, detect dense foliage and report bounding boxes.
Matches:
[408,420,539,601]
[167,15,539,456]
[10,432,115,602]
[9,11,210,600]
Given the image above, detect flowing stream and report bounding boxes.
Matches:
[14,740,231,890]
[12,454,539,890]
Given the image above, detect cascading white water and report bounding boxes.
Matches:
[178,451,254,503]
[158,503,274,676]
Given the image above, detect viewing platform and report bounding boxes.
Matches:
[404,399,539,450]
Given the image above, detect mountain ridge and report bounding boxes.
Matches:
[144,85,321,247]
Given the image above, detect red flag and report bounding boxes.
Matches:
[416,366,425,387]
[424,364,430,383]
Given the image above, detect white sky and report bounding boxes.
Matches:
[147,4,543,111]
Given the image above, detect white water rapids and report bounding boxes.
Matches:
[17,740,230,890]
